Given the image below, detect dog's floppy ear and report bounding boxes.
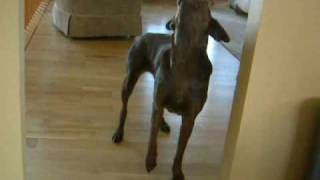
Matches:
[166,17,175,31]
[208,18,230,42]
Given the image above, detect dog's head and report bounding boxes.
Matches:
[166,0,230,46]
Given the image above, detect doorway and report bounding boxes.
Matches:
[24,0,246,180]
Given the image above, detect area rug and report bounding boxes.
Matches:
[212,3,247,60]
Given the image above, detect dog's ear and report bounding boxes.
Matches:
[208,18,230,42]
[166,17,176,31]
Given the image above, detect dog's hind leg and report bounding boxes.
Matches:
[112,69,141,144]
[112,41,147,144]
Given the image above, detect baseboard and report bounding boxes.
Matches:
[25,0,50,48]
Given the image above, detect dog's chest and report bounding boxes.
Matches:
[164,75,210,114]
[161,54,213,114]
[165,90,187,114]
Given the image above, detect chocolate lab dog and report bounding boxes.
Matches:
[112,0,230,179]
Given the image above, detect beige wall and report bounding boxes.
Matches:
[0,0,25,180]
[221,0,320,180]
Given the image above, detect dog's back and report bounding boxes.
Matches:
[128,33,171,74]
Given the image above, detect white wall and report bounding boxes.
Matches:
[0,0,25,180]
[221,0,320,179]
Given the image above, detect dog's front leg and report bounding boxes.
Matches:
[172,113,196,180]
[146,103,164,172]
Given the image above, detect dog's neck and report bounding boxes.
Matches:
[171,30,208,68]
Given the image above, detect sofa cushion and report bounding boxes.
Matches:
[52,0,142,37]
[54,0,141,15]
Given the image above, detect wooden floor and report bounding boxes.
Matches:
[25,1,239,180]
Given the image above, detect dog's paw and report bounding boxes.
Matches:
[112,132,123,144]
[160,121,171,134]
[172,172,185,180]
[145,154,157,172]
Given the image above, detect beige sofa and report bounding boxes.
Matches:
[52,0,142,37]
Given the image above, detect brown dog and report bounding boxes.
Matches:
[112,0,230,179]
